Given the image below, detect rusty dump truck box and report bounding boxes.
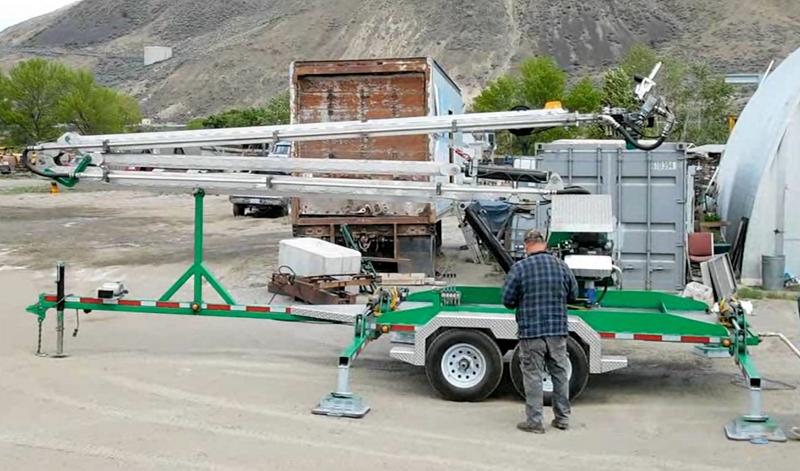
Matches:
[289,57,464,274]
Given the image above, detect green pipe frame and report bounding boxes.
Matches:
[158,189,236,306]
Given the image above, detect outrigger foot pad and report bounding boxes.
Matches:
[693,345,730,358]
[725,417,787,442]
[312,392,370,418]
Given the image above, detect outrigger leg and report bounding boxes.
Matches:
[313,313,373,418]
[724,382,786,442]
[724,319,786,442]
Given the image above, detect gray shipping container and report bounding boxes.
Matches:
[523,140,694,291]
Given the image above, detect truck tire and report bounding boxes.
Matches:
[265,205,287,218]
[232,203,245,217]
[425,329,503,402]
[509,336,589,405]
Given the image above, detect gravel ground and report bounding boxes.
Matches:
[1,182,799,470]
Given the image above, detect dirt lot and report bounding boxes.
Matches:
[1,179,799,470]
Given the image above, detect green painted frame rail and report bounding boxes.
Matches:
[26,295,309,323]
[376,286,737,343]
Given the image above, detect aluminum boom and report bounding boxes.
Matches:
[33,109,596,151]
[96,154,460,176]
[51,166,552,202]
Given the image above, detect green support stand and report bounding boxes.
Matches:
[159,189,236,307]
[725,316,786,443]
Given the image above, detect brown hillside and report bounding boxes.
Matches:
[2,0,798,120]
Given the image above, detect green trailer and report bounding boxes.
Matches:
[25,260,783,440]
[23,190,793,442]
[27,276,785,440]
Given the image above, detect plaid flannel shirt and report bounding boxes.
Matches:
[502,252,579,339]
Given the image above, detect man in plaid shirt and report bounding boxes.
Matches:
[502,229,578,434]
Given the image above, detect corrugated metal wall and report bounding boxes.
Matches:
[521,140,693,291]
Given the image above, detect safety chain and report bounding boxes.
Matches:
[36,317,44,356]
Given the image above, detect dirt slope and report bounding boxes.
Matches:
[1,0,798,120]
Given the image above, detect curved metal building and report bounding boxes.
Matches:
[717,46,800,284]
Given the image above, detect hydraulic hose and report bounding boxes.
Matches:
[758,332,800,360]
[594,283,609,305]
[599,112,676,151]
[615,126,667,151]
[22,148,71,179]
[611,264,624,289]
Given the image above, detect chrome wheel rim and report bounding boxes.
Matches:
[441,343,487,389]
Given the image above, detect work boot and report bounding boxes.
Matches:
[517,421,545,434]
[551,419,569,431]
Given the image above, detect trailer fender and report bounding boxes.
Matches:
[388,312,625,374]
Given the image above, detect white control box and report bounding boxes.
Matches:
[564,255,613,278]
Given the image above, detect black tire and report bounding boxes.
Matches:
[425,329,504,402]
[265,205,287,218]
[509,336,589,405]
[232,203,245,217]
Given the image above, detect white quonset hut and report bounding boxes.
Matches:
[717,46,800,285]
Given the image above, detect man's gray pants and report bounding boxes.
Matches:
[518,336,570,426]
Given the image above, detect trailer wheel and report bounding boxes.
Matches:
[232,203,245,217]
[425,329,503,402]
[509,336,589,405]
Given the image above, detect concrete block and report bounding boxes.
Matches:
[278,238,361,276]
